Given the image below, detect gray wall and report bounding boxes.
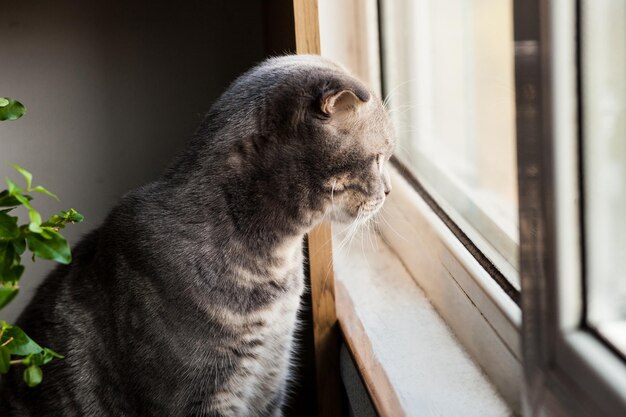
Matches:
[0,0,265,322]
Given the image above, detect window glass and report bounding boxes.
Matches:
[582,0,626,356]
[380,0,519,286]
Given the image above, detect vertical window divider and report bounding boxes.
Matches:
[517,1,626,415]
[293,1,342,417]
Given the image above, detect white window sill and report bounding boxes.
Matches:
[333,229,514,416]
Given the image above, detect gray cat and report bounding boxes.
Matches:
[1,55,394,417]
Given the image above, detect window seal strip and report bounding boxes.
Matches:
[390,157,521,305]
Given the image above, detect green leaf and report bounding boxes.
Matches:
[42,209,85,229]
[0,98,26,121]
[2,325,43,356]
[26,230,71,264]
[0,284,19,308]
[23,364,42,387]
[0,240,13,266]
[0,241,21,283]
[19,352,33,366]
[9,265,24,282]
[0,212,19,240]
[30,186,59,201]
[0,264,25,284]
[66,209,84,223]
[20,347,62,367]
[28,210,43,233]
[12,238,26,255]
[0,190,32,208]
[0,346,10,374]
[41,215,64,229]
[42,347,63,364]
[12,194,33,212]
[6,178,20,195]
[12,165,32,190]
[21,352,39,366]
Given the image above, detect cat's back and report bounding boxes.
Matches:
[0,229,126,416]
[2,184,175,415]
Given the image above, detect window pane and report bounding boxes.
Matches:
[380,0,519,286]
[582,0,626,356]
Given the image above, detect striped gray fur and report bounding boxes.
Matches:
[0,55,394,416]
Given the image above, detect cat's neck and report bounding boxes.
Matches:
[157,168,325,259]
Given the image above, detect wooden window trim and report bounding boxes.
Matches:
[292,2,342,417]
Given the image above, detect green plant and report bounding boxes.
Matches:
[0,98,26,122]
[0,97,83,387]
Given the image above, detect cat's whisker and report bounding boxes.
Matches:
[346,222,360,249]
[322,209,364,294]
[364,217,375,251]
[379,208,409,242]
[393,141,412,156]
[383,77,418,109]
[335,212,361,254]
[319,219,352,291]
[367,217,380,251]
[359,226,373,273]
[386,103,420,117]
[345,211,363,252]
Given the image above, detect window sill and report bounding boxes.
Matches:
[333,229,513,416]
[380,165,522,409]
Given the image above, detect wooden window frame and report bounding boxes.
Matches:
[292,2,343,417]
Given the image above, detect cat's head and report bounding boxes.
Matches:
[304,62,394,225]
[212,55,395,231]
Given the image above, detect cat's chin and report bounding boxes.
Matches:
[329,207,380,226]
[329,208,357,225]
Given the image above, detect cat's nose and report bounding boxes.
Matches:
[382,171,391,196]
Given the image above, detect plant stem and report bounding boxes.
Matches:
[1,336,14,347]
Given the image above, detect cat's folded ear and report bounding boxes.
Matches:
[319,77,371,116]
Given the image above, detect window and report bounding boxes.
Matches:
[516,0,626,416]
[317,0,626,415]
[376,0,626,415]
[376,0,522,412]
[581,0,626,357]
[380,0,519,289]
